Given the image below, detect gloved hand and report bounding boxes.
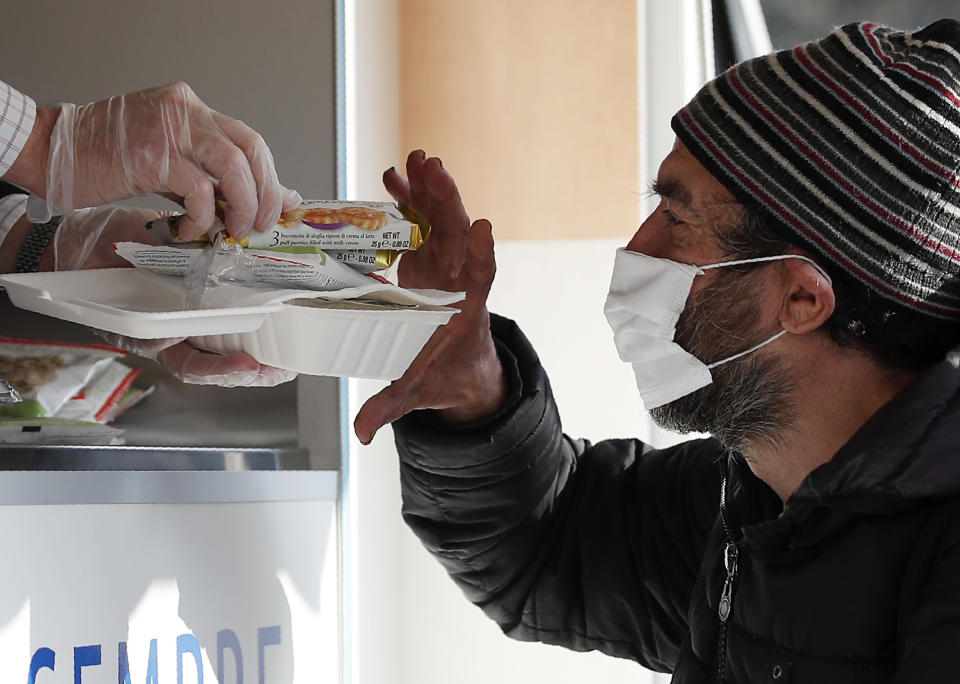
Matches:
[53,204,297,388]
[53,204,165,271]
[34,82,301,240]
[96,332,297,388]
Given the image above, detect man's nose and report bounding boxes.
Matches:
[625,214,668,256]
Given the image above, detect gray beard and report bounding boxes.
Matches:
[648,267,797,453]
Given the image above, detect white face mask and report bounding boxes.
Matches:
[603,248,832,410]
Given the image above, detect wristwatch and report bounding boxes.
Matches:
[16,216,62,273]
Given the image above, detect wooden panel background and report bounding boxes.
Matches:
[399,0,641,240]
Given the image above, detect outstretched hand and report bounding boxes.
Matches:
[353,151,506,444]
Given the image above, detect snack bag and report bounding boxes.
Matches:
[326,248,401,274]
[100,383,155,424]
[54,359,142,423]
[113,242,385,291]
[0,338,124,419]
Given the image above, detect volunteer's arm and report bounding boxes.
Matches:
[1,103,54,199]
[2,82,301,239]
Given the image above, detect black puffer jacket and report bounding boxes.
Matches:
[395,316,960,683]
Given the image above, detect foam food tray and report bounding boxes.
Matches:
[0,269,462,380]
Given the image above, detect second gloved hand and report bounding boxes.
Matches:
[96,331,297,388]
[53,204,297,388]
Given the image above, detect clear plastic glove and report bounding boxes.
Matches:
[53,205,297,388]
[96,332,296,388]
[36,82,301,239]
[53,204,165,271]
[157,343,297,387]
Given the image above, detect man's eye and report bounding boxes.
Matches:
[661,208,684,226]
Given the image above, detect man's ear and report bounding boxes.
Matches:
[777,258,836,335]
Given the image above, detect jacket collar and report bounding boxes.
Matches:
[735,350,960,552]
[792,349,960,508]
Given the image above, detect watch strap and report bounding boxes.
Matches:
[16,215,62,273]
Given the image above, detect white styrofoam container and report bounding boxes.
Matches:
[0,269,460,380]
[0,268,280,338]
[192,302,455,380]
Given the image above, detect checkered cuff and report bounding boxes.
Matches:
[0,193,27,249]
[0,82,37,177]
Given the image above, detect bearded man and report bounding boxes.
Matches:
[354,18,960,683]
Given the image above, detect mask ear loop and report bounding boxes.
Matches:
[705,330,788,369]
[699,254,830,371]
[700,254,833,287]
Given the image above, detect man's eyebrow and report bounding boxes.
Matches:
[651,179,700,218]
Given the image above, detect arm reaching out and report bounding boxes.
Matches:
[353,151,507,443]
[4,82,301,239]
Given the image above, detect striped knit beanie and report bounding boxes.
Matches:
[672,19,960,320]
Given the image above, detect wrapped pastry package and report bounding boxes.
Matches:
[326,248,401,273]
[113,242,381,292]
[148,201,425,251]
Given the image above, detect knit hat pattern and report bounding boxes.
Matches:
[672,20,960,319]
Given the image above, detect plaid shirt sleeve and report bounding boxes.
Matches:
[0,81,37,177]
[0,192,27,249]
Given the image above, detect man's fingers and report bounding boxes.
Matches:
[422,158,470,280]
[406,150,431,219]
[354,381,419,445]
[465,218,497,292]
[383,166,412,205]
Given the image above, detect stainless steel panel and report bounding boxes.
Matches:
[0,469,337,504]
[0,445,310,471]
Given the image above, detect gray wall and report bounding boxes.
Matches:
[760,0,959,49]
[4,0,337,199]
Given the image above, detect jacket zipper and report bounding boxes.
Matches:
[717,459,739,684]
